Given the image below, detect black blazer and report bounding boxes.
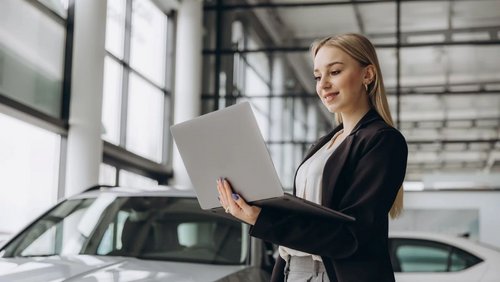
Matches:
[249,108,408,282]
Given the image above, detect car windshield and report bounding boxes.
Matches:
[0,195,247,265]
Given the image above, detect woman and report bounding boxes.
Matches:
[217,33,408,282]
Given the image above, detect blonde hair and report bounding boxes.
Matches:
[311,33,403,219]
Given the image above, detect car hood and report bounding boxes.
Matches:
[0,255,247,281]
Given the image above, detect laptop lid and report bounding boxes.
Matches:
[170,102,284,210]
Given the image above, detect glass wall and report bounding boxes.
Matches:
[101,0,173,185]
[0,112,60,235]
[0,0,69,238]
[99,163,158,187]
[398,0,500,183]
[0,0,66,117]
[202,0,500,190]
[202,1,396,190]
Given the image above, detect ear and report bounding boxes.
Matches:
[363,65,376,84]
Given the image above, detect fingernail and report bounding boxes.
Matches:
[232,193,239,200]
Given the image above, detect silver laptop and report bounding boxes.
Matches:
[170,102,354,222]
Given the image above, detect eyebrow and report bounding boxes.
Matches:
[313,61,344,72]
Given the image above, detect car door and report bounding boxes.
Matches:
[389,238,486,282]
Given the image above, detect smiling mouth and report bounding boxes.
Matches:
[323,92,339,102]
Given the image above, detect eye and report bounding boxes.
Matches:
[330,70,341,76]
[314,76,321,82]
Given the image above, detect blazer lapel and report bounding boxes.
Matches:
[293,108,382,198]
[321,135,354,207]
[321,109,382,207]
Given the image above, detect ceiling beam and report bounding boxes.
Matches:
[204,0,476,11]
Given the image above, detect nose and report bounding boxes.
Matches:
[319,76,332,90]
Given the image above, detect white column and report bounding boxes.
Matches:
[172,0,203,188]
[64,0,107,197]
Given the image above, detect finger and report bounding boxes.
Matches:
[217,178,228,208]
[222,179,239,212]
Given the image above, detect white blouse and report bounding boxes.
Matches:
[279,129,344,262]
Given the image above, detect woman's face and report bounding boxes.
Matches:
[313,46,369,114]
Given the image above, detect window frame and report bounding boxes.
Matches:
[101,0,176,185]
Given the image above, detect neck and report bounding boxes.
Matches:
[339,104,371,134]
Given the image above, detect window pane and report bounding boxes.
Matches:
[130,0,167,87]
[102,56,123,144]
[97,210,128,254]
[306,102,318,143]
[401,1,500,44]
[401,46,500,87]
[401,1,449,33]
[450,248,482,271]
[282,144,294,190]
[177,220,244,262]
[0,113,60,235]
[119,170,158,187]
[244,65,270,97]
[293,101,306,140]
[105,0,126,59]
[396,243,449,272]
[249,99,270,141]
[0,0,65,117]
[243,52,270,96]
[270,98,284,142]
[99,163,117,186]
[283,99,294,141]
[126,73,164,162]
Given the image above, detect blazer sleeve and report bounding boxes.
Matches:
[249,129,408,259]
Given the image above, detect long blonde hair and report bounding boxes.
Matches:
[311,33,403,219]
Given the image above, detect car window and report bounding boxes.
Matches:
[450,247,482,271]
[1,196,247,265]
[395,243,449,272]
[21,207,89,256]
[0,198,95,257]
[97,210,129,255]
[390,238,482,273]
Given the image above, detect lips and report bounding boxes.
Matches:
[323,92,339,102]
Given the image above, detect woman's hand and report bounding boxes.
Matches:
[217,178,262,225]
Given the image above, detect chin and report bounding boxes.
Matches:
[323,103,339,113]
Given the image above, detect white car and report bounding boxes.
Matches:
[0,233,11,249]
[1,185,499,282]
[0,186,273,281]
[390,231,500,282]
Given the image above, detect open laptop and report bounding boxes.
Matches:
[170,102,355,222]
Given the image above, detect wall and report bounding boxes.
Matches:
[390,191,500,248]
